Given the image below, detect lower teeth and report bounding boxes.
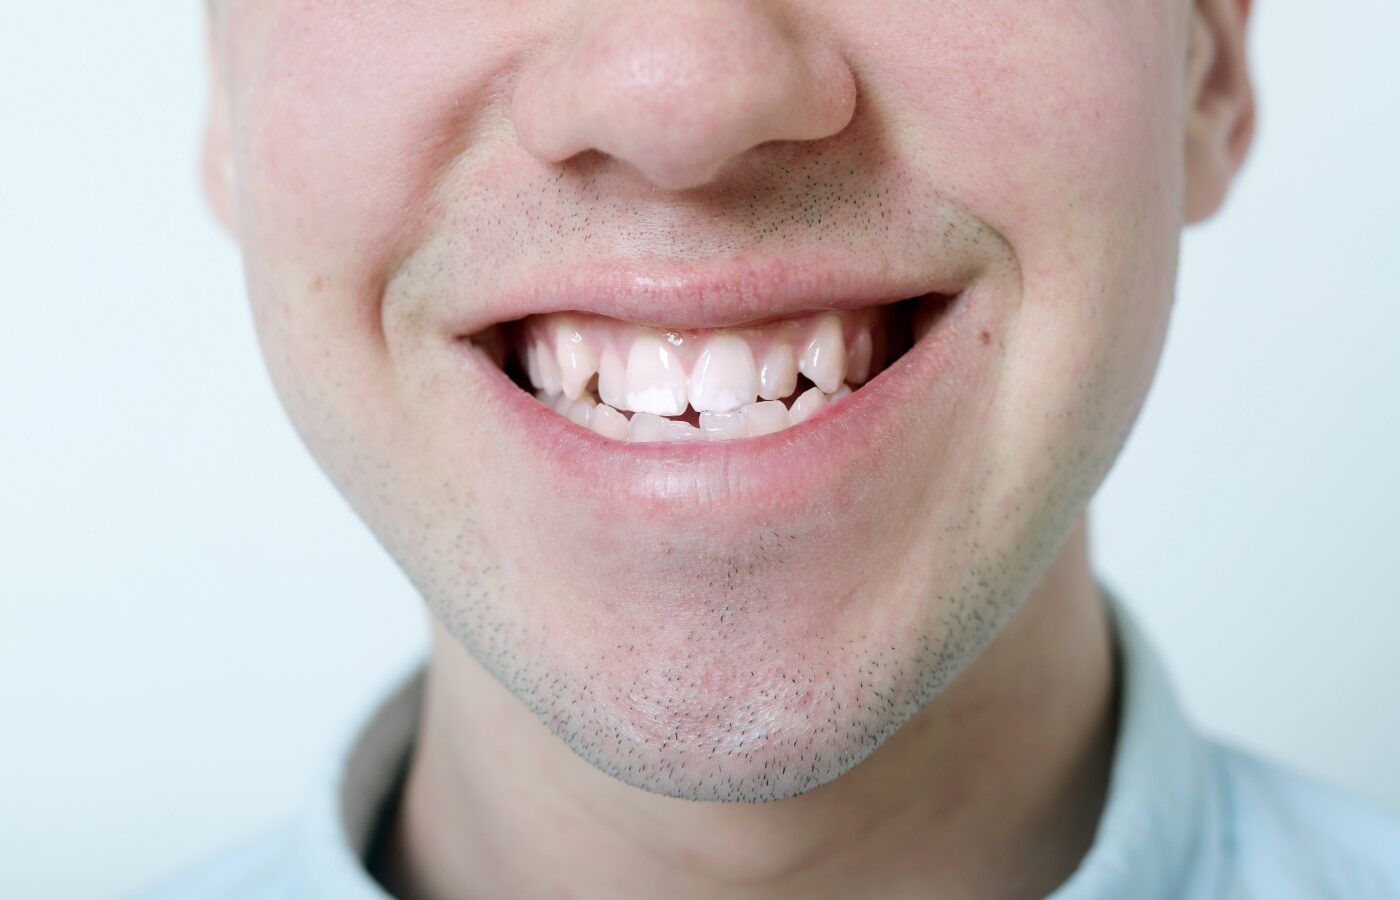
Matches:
[535,382,855,443]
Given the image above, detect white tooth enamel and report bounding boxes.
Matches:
[788,386,828,425]
[597,349,627,410]
[699,410,747,440]
[758,344,798,401]
[551,392,573,415]
[625,336,688,416]
[799,316,846,394]
[525,344,543,391]
[743,400,790,437]
[590,404,630,440]
[664,421,704,442]
[534,340,562,395]
[627,412,672,443]
[846,329,873,384]
[688,334,759,413]
[554,322,599,401]
[567,398,595,428]
[828,384,853,402]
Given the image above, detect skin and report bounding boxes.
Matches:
[204,1,1253,897]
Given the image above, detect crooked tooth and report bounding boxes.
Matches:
[628,412,703,443]
[665,421,705,442]
[589,403,629,441]
[846,329,873,384]
[799,316,846,394]
[533,340,563,395]
[625,336,688,416]
[788,386,828,425]
[525,344,544,391]
[743,400,790,437]
[688,335,759,413]
[758,344,798,401]
[566,397,596,428]
[598,349,627,410]
[628,413,670,443]
[699,410,746,440]
[554,322,599,401]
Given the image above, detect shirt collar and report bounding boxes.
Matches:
[291,591,1223,899]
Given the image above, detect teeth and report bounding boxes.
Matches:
[743,400,790,437]
[551,392,574,415]
[566,397,596,428]
[846,329,873,384]
[533,340,563,395]
[554,321,599,401]
[627,413,671,443]
[589,403,630,440]
[688,335,759,413]
[699,410,747,440]
[788,386,828,425]
[828,384,853,403]
[597,349,628,410]
[798,315,846,394]
[625,337,689,416]
[666,421,705,442]
[758,344,798,401]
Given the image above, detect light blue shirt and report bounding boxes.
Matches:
[134,600,1400,898]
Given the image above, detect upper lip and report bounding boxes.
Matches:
[441,249,979,339]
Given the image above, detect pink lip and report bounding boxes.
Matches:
[451,281,982,521]
[442,251,980,337]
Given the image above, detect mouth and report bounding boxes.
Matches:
[465,293,955,443]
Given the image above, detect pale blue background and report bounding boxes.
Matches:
[2,3,1397,898]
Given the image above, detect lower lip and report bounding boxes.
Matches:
[454,292,978,520]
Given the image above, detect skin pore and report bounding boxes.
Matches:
[204,0,1252,897]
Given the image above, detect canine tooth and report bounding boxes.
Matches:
[846,329,873,384]
[799,316,846,394]
[554,323,599,401]
[788,386,828,425]
[758,344,798,401]
[628,412,673,442]
[533,340,563,395]
[590,404,630,440]
[699,410,746,440]
[625,336,688,416]
[567,398,595,428]
[688,335,759,413]
[743,400,790,437]
[598,349,627,410]
[525,344,543,390]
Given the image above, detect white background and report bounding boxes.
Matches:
[2,3,1397,898]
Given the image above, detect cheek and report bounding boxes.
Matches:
[226,1,519,336]
[847,3,1187,510]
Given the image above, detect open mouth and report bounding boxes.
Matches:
[468,294,954,443]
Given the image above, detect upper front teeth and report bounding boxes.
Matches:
[517,307,881,440]
[688,335,759,412]
[624,336,689,416]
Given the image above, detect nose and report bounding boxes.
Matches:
[510,1,857,192]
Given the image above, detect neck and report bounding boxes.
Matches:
[371,519,1116,900]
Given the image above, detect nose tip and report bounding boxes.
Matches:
[511,1,857,192]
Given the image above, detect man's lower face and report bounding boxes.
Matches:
[222,1,1188,800]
